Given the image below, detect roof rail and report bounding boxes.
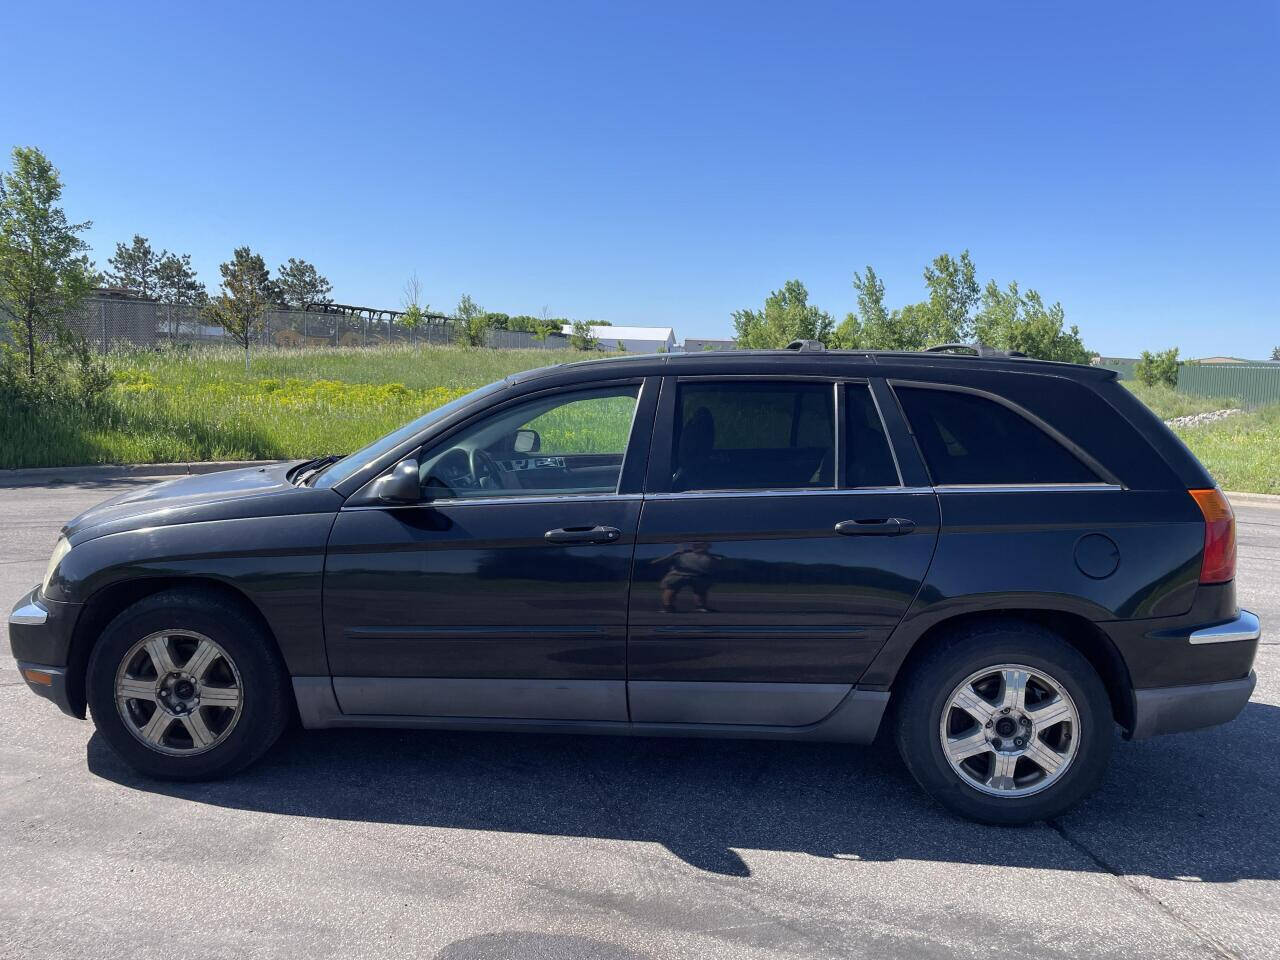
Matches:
[924,342,1027,359]
[784,339,827,352]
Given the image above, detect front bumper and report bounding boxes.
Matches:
[14,660,77,715]
[9,587,84,718]
[8,587,80,664]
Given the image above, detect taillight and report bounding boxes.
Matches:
[1189,488,1236,584]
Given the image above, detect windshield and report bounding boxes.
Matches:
[311,381,506,489]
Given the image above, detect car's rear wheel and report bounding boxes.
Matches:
[894,620,1114,824]
[86,590,291,780]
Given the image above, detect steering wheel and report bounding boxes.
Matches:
[469,448,509,492]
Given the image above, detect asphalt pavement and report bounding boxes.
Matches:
[1,479,1277,960]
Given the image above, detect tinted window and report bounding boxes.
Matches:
[419,386,639,499]
[845,384,899,487]
[671,381,834,492]
[896,386,1098,485]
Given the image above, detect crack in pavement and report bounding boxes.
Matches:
[1046,819,1242,960]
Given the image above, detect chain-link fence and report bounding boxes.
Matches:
[63,296,573,353]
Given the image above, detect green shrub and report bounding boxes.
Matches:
[1135,347,1179,388]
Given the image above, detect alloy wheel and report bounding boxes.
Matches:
[938,663,1080,798]
[114,630,244,756]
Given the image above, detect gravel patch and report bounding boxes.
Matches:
[1165,408,1242,429]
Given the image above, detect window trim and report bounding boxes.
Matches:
[341,492,644,512]
[644,486,932,501]
[888,379,1123,489]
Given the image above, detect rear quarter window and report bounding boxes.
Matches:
[895,385,1100,485]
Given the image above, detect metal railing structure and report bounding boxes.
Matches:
[62,296,573,353]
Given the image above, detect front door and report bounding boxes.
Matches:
[627,378,940,726]
[324,380,653,721]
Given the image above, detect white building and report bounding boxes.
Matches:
[562,324,676,353]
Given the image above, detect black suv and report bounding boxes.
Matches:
[9,347,1260,823]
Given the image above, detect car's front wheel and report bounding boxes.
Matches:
[894,620,1114,824]
[86,589,291,780]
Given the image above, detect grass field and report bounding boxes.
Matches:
[1168,404,1280,495]
[0,346,579,469]
[2,346,1276,494]
[1122,381,1240,420]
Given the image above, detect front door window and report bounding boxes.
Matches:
[418,386,640,499]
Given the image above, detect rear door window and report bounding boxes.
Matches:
[670,381,834,492]
[895,386,1099,485]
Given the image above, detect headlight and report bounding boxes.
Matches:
[42,537,72,596]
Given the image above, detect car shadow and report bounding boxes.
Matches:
[87,700,1280,882]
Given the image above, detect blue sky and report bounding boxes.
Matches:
[3,1,1276,357]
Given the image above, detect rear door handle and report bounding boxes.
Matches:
[834,518,916,537]
[544,525,623,545]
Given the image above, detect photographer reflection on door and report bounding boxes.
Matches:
[652,541,724,613]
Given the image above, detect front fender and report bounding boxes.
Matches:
[52,512,337,677]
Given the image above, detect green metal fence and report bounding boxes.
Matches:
[1178,364,1280,406]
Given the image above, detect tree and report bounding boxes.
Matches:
[832,267,888,349]
[533,305,561,341]
[974,281,1090,363]
[401,273,425,340]
[838,253,1092,360]
[455,293,489,347]
[153,251,207,337]
[1135,348,1180,388]
[1271,346,1280,362]
[919,250,980,345]
[154,252,206,305]
[398,273,428,345]
[207,246,275,371]
[276,257,332,310]
[105,234,162,297]
[732,279,833,349]
[0,146,96,380]
[569,318,599,351]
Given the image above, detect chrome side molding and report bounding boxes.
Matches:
[1188,609,1261,645]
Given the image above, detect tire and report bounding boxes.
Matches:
[893,620,1114,825]
[86,589,291,780]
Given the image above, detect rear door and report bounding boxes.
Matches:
[626,376,940,726]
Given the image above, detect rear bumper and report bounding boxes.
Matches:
[1129,670,1257,740]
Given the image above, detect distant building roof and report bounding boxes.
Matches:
[1190,356,1250,364]
[561,324,675,341]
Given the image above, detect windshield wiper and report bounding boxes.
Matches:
[292,454,343,486]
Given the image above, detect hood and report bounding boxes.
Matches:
[63,462,342,544]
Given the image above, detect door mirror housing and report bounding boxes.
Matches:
[513,429,540,454]
[372,459,421,503]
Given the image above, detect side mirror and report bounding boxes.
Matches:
[371,458,420,504]
[513,428,540,454]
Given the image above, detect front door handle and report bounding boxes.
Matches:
[834,518,916,537]
[544,525,622,545]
